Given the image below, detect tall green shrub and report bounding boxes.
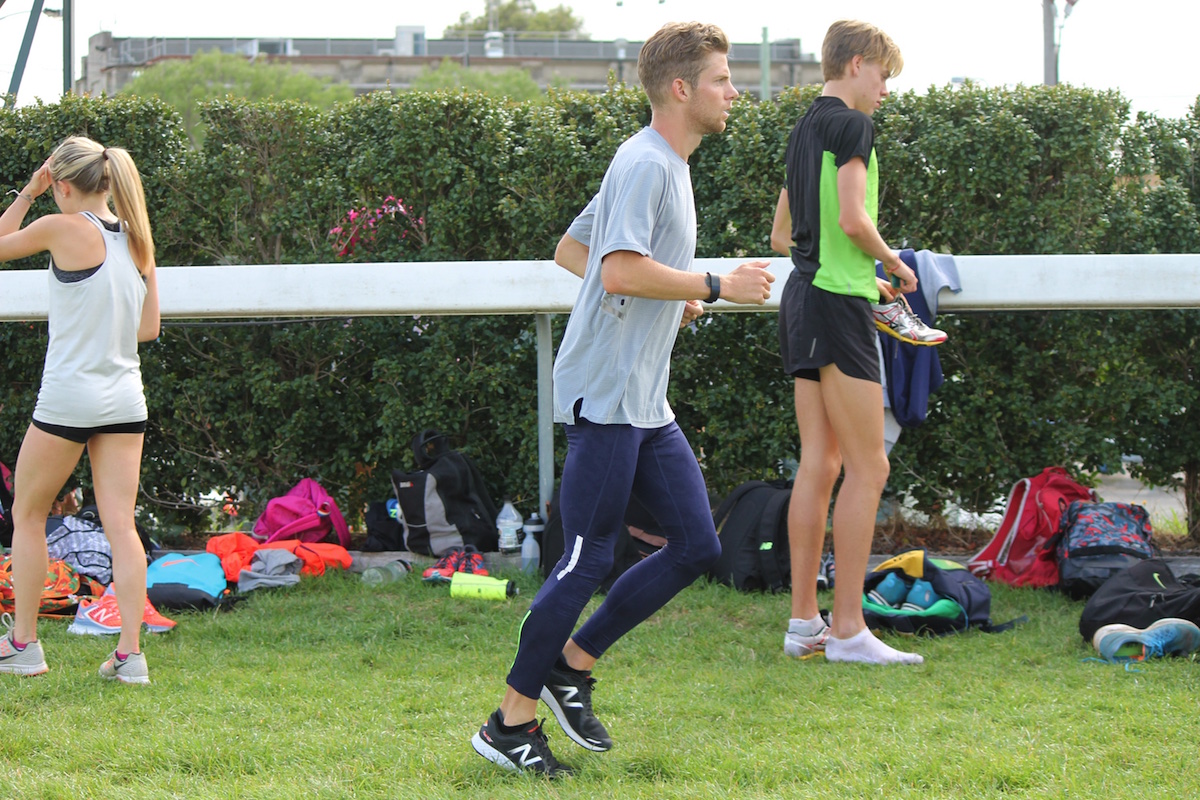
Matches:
[3,87,1199,538]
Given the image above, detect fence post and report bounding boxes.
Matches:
[536,312,555,519]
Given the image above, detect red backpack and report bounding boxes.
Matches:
[968,467,1095,587]
[252,478,350,548]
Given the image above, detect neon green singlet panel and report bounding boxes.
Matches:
[813,148,879,301]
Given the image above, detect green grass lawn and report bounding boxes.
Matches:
[3,562,1199,799]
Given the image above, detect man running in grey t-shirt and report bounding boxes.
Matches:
[471,21,775,778]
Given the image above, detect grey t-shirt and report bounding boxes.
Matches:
[553,127,696,428]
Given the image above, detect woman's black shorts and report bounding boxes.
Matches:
[32,418,147,444]
[778,269,880,384]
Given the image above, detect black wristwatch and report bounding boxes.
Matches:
[704,272,721,304]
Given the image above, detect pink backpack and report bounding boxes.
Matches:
[252,478,350,548]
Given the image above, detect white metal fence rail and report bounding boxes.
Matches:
[3,254,1198,513]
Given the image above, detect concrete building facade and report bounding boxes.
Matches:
[77,26,822,99]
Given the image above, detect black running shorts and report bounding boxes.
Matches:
[778,269,880,384]
[32,418,147,444]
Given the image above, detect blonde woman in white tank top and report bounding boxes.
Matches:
[0,136,160,684]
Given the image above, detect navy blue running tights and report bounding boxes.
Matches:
[505,417,720,699]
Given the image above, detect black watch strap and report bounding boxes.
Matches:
[704,272,721,304]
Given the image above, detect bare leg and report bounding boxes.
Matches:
[498,638,598,727]
[10,425,84,644]
[499,686,540,727]
[87,433,147,657]
[819,364,888,638]
[819,365,922,665]
[788,377,841,622]
[562,638,597,672]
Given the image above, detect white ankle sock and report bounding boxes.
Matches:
[825,628,924,665]
[788,615,827,636]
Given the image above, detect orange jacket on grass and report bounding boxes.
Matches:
[206,532,351,580]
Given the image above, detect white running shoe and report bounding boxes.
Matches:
[871,296,948,346]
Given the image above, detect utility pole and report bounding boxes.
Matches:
[61,0,72,96]
[759,27,770,101]
[1043,0,1057,86]
[5,0,47,107]
[1044,0,1080,86]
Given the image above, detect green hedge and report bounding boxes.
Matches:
[2,88,1199,538]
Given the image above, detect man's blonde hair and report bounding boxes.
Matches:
[638,22,729,106]
[821,20,903,83]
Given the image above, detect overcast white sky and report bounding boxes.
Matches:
[3,0,1196,118]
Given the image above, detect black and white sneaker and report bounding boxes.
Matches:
[540,664,613,752]
[472,710,573,778]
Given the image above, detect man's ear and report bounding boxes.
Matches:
[849,54,864,77]
[670,76,690,102]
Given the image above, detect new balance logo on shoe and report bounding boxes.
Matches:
[507,742,544,769]
[540,665,613,752]
[471,710,574,778]
[551,682,583,709]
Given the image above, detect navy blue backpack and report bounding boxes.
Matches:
[1052,501,1155,599]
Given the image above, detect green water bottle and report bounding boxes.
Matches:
[450,571,518,600]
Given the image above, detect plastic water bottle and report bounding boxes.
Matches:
[361,560,409,586]
[521,513,543,574]
[497,500,522,554]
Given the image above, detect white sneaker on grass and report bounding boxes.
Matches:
[0,619,48,677]
[99,650,150,685]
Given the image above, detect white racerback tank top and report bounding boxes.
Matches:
[33,211,148,427]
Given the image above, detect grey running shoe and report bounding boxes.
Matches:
[0,617,48,677]
[784,620,830,658]
[540,664,613,751]
[99,650,150,685]
[471,710,574,778]
[871,296,947,346]
[817,551,836,591]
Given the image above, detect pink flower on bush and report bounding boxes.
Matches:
[329,196,427,259]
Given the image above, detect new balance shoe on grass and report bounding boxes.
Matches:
[1092,617,1200,663]
[69,594,122,635]
[540,663,613,752]
[99,650,150,685]
[69,590,177,635]
[0,623,48,677]
[471,709,574,778]
[142,598,178,633]
[871,297,947,346]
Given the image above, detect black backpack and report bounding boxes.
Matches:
[1079,559,1200,643]
[708,480,792,593]
[539,488,662,594]
[362,500,403,552]
[0,461,13,548]
[390,430,499,556]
